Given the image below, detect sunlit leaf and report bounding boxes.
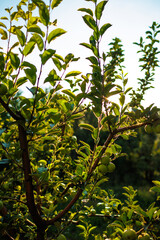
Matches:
[28,24,45,37]
[0,28,7,39]
[30,33,44,51]
[100,23,111,36]
[40,49,56,64]
[23,41,35,56]
[82,15,97,30]
[78,8,93,16]
[79,123,95,132]
[16,28,26,46]
[65,71,81,78]
[51,0,63,9]
[95,1,108,20]
[47,28,66,43]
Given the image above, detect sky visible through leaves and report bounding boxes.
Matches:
[0,0,160,107]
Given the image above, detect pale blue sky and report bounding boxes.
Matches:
[0,0,160,106]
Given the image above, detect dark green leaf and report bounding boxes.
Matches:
[51,0,63,9]
[16,28,26,46]
[16,77,27,87]
[47,28,66,43]
[100,23,111,36]
[78,8,93,16]
[24,68,36,85]
[95,1,108,20]
[86,56,98,64]
[82,15,97,30]
[21,61,37,72]
[40,49,56,64]
[23,41,36,56]
[10,52,20,69]
[32,0,50,26]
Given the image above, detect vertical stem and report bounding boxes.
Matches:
[18,124,46,229]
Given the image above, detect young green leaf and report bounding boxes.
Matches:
[100,23,111,36]
[78,8,93,16]
[47,28,66,43]
[0,22,7,29]
[95,1,108,20]
[62,89,76,99]
[51,0,63,9]
[65,71,81,78]
[52,57,62,71]
[28,24,45,37]
[30,34,44,51]
[79,123,95,132]
[40,49,56,64]
[80,42,92,50]
[23,41,36,56]
[0,28,7,39]
[16,28,26,46]
[24,68,36,85]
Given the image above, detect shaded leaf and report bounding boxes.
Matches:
[24,68,36,85]
[62,89,76,99]
[10,52,20,69]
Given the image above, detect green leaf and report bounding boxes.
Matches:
[16,28,26,46]
[10,52,20,69]
[40,49,56,64]
[28,24,45,37]
[78,8,93,16]
[80,42,92,50]
[16,77,27,87]
[47,28,66,43]
[79,123,95,132]
[82,15,97,30]
[52,57,62,71]
[62,89,76,99]
[30,34,44,51]
[65,71,81,78]
[24,68,36,85]
[100,23,111,36]
[95,1,108,20]
[0,22,7,29]
[86,56,98,64]
[51,0,63,9]
[0,28,7,39]
[23,41,35,56]
[32,0,49,22]
[21,61,37,72]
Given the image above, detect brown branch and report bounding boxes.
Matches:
[46,188,83,225]
[0,97,22,120]
[18,124,46,229]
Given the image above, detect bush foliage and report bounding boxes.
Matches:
[0,0,160,239]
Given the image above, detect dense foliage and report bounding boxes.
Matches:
[0,0,160,239]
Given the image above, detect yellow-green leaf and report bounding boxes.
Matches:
[47,28,66,43]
